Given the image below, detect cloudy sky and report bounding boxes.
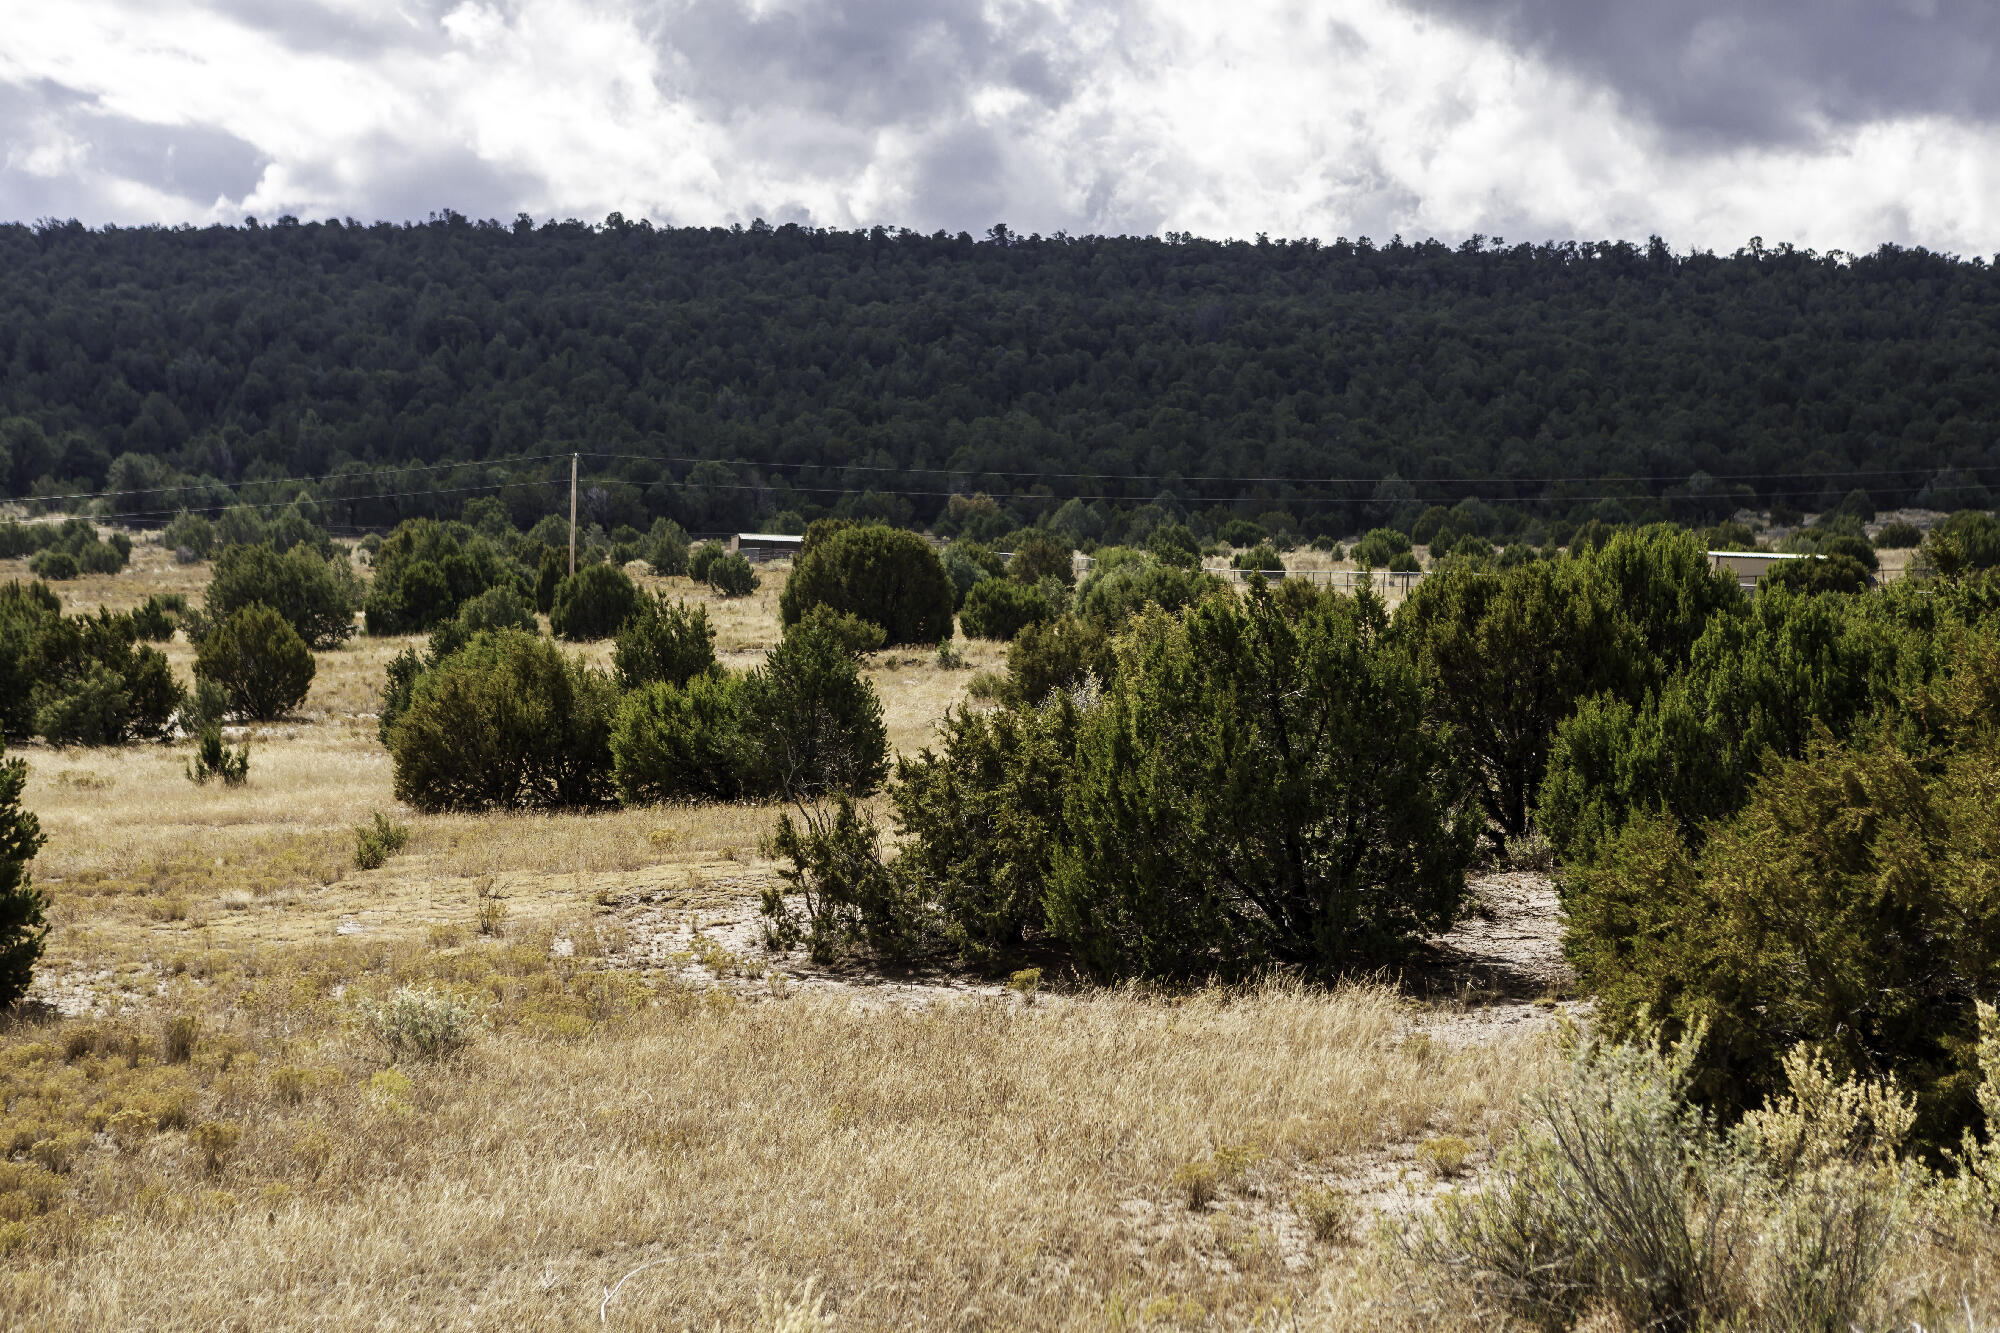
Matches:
[3,0,1997,252]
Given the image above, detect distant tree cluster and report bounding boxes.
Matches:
[3,221,1998,543]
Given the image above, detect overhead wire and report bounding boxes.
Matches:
[3,448,1991,519]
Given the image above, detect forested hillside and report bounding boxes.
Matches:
[2,215,1997,535]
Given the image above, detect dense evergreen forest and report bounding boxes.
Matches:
[2,214,1998,537]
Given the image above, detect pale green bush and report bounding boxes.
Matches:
[1412,1025,1912,1333]
[360,986,482,1062]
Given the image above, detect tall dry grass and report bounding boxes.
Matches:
[0,980,1550,1330]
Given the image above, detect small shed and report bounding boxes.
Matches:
[1708,549,1810,590]
[731,532,804,562]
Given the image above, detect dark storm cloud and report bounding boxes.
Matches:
[0,77,267,218]
[1401,0,2000,143]
[649,0,1094,128]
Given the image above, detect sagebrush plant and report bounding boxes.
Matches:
[1500,829,1553,872]
[1295,1185,1353,1244]
[1412,1023,1912,1333]
[1943,1001,2000,1219]
[360,986,483,1061]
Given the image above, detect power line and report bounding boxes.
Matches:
[578,450,1983,490]
[4,448,1990,520]
[103,477,565,526]
[2,452,573,507]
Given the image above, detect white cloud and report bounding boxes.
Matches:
[1,0,1998,253]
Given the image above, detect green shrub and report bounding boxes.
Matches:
[612,594,716,690]
[744,609,890,799]
[162,510,216,560]
[1219,518,1266,548]
[779,524,955,646]
[1587,524,1746,669]
[1045,586,1479,980]
[958,578,1053,640]
[890,698,1079,966]
[28,550,77,581]
[208,499,334,559]
[184,725,249,786]
[1539,584,1913,867]
[386,630,616,811]
[533,547,567,614]
[1394,555,1638,843]
[1073,554,1221,631]
[1565,720,2000,1144]
[194,604,314,721]
[688,540,727,582]
[205,542,359,648]
[610,672,757,803]
[454,583,537,635]
[941,540,1003,607]
[1699,519,1761,551]
[19,606,182,745]
[363,519,515,634]
[1229,542,1285,572]
[20,520,126,580]
[353,811,410,869]
[0,741,49,1007]
[1812,532,1880,572]
[549,563,641,641]
[1350,527,1413,569]
[1920,509,2000,579]
[644,518,690,576]
[706,551,759,597]
[76,542,123,575]
[1146,523,1202,569]
[1873,520,1922,550]
[1006,534,1074,587]
[763,796,915,962]
[1761,552,1875,594]
[130,593,187,641]
[797,609,885,658]
[33,664,134,746]
[1002,614,1113,707]
[0,580,62,736]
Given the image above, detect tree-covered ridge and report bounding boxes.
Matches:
[2,217,1998,532]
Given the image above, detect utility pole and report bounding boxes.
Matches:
[568,453,578,576]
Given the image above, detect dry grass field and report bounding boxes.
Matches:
[1,528,1991,1329]
[0,532,1566,1329]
